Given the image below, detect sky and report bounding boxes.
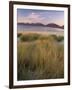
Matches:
[17,9,64,26]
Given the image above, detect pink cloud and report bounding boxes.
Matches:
[18,12,46,24]
[17,12,64,26]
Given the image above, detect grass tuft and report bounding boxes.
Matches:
[17,33,64,80]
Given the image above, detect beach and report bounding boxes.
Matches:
[17,31,64,36]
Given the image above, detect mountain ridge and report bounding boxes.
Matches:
[17,23,64,29]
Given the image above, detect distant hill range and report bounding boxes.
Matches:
[18,23,64,29]
[46,23,64,29]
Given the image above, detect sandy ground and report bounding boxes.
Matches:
[17,31,64,36]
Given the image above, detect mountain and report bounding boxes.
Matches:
[46,23,64,29]
[17,23,64,29]
[17,23,45,26]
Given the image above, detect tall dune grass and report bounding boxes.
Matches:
[17,33,64,80]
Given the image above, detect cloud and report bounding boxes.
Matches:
[17,12,64,26]
[17,12,46,24]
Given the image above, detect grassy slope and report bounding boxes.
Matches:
[17,33,64,80]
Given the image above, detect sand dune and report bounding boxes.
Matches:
[17,31,64,36]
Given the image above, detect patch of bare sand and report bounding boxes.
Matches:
[17,31,64,36]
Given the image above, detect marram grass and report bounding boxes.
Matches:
[17,34,64,80]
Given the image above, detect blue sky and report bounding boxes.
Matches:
[17,9,64,26]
